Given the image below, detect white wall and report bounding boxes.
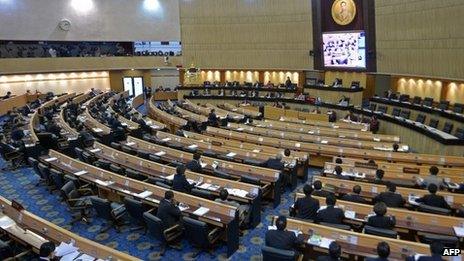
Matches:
[0,0,180,41]
[150,68,179,89]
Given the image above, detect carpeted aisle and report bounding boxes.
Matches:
[0,159,320,260]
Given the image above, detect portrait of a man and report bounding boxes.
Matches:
[331,0,356,25]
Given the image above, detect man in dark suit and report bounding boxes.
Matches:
[316,241,342,261]
[333,165,351,180]
[312,180,333,198]
[366,241,390,261]
[342,185,368,204]
[110,114,124,129]
[367,202,396,230]
[374,182,405,208]
[266,154,284,171]
[415,184,451,209]
[315,195,345,224]
[208,109,218,126]
[294,184,319,220]
[265,215,304,252]
[38,241,56,261]
[172,165,193,193]
[406,241,444,261]
[156,190,182,229]
[186,152,203,173]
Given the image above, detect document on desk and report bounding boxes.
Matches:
[344,210,356,219]
[408,195,420,206]
[193,207,210,216]
[89,148,101,153]
[309,237,333,249]
[453,226,464,237]
[74,254,96,261]
[0,216,15,229]
[320,140,328,144]
[161,138,171,142]
[55,242,79,257]
[45,157,58,162]
[74,170,88,176]
[95,180,114,187]
[60,251,80,261]
[164,174,175,181]
[373,137,380,142]
[268,225,277,230]
[126,142,135,146]
[93,128,103,133]
[226,152,237,157]
[237,127,244,131]
[198,183,212,190]
[155,151,166,156]
[200,161,207,168]
[136,191,153,199]
[188,144,198,149]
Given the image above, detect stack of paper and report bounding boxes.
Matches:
[89,148,101,153]
[0,216,15,229]
[453,226,464,237]
[45,157,58,162]
[165,174,175,180]
[198,183,212,190]
[193,207,210,216]
[95,180,114,187]
[126,142,135,146]
[179,204,189,212]
[74,170,88,176]
[93,128,103,133]
[155,151,166,156]
[136,191,153,199]
[162,138,171,142]
[55,242,79,258]
[226,188,249,198]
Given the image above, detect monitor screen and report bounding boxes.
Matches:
[322,31,366,69]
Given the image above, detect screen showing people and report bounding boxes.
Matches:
[323,31,366,69]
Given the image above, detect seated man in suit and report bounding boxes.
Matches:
[315,195,345,224]
[366,241,390,261]
[392,143,399,152]
[342,185,368,204]
[172,165,193,193]
[38,241,56,261]
[157,190,182,229]
[111,114,124,130]
[374,169,385,184]
[1,91,12,100]
[266,153,286,190]
[265,215,304,253]
[312,180,333,198]
[417,166,444,189]
[374,182,405,208]
[208,109,218,126]
[186,152,203,173]
[215,189,249,226]
[333,165,351,180]
[293,184,319,220]
[316,241,342,261]
[415,184,451,209]
[367,202,396,229]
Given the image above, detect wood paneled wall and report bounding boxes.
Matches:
[375,0,464,80]
[179,0,314,70]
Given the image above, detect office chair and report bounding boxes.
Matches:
[364,225,398,239]
[190,188,213,200]
[438,101,449,110]
[155,181,172,189]
[240,175,261,186]
[38,163,53,192]
[320,222,351,231]
[89,196,128,233]
[243,158,265,167]
[412,96,422,105]
[182,216,222,258]
[428,119,439,128]
[418,232,459,248]
[377,105,387,114]
[137,150,150,160]
[455,128,464,139]
[148,154,163,163]
[49,168,65,191]
[81,151,96,164]
[453,103,464,114]
[423,97,434,107]
[213,169,232,180]
[399,110,410,119]
[143,211,183,256]
[415,114,426,124]
[417,204,451,215]
[94,159,111,170]
[109,164,125,175]
[391,108,401,117]
[28,157,45,186]
[261,246,297,261]
[442,122,454,134]
[110,142,121,150]
[399,94,409,102]
[125,169,146,181]
[123,197,148,232]
[60,181,93,225]
[369,103,377,111]
[75,147,85,162]
[0,145,24,171]
[121,145,137,155]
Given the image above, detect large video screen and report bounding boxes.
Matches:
[323,31,366,69]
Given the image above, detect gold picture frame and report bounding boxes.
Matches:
[331,0,357,26]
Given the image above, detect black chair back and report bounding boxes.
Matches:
[392,108,401,117]
[399,110,410,119]
[455,128,464,139]
[50,169,65,189]
[261,246,295,261]
[443,122,454,134]
[191,188,213,200]
[412,96,422,104]
[214,169,232,180]
[416,114,426,124]
[38,163,50,181]
[109,164,124,175]
[28,157,40,175]
[419,233,459,248]
[121,145,137,155]
[438,101,449,110]
[453,103,464,114]
[110,142,121,150]
[320,222,351,231]
[143,211,165,242]
[364,225,397,238]
[240,175,261,185]
[423,97,434,107]
[429,118,439,128]
[137,150,150,159]
[82,151,95,164]
[75,147,84,161]
[126,169,145,181]
[90,196,113,220]
[148,154,162,163]
[155,181,171,189]
[418,204,451,215]
[182,217,209,248]
[124,197,145,223]
[377,105,387,113]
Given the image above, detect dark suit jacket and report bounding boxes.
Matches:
[294,196,319,220]
[156,199,182,229]
[208,112,217,123]
[374,191,405,208]
[266,158,284,171]
[416,194,451,209]
[186,159,202,173]
[265,229,303,251]
[172,174,193,193]
[341,193,368,204]
[316,206,345,224]
[406,255,443,261]
[367,215,396,229]
[312,190,333,198]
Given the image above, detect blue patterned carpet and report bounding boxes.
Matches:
[0,159,319,260]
